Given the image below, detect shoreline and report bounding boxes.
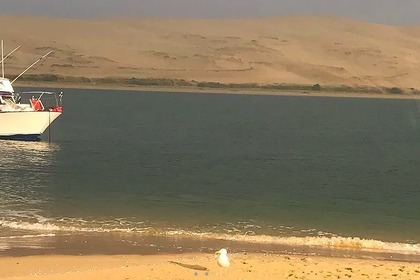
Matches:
[1,252,420,280]
[1,232,419,263]
[14,81,420,100]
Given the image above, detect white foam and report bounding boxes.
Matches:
[0,220,147,234]
[151,228,420,255]
[199,234,420,255]
[0,233,56,240]
[144,227,420,255]
[1,219,419,256]
[0,221,61,231]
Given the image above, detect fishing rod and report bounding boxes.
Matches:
[0,45,21,65]
[11,50,53,84]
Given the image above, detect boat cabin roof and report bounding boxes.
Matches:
[0,78,14,93]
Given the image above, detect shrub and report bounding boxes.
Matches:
[387,87,403,94]
[312,84,322,91]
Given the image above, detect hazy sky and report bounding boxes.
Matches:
[1,0,419,25]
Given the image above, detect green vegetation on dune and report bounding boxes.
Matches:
[14,74,420,95]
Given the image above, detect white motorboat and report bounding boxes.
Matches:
[0,41,63,141]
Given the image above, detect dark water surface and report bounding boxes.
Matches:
[1,89,419,259]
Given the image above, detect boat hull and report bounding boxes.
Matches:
[0,134,41,141]
[0,111,62,141]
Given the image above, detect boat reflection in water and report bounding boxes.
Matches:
[0,139,60,166]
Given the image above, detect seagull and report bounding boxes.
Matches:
[215,248,230,276]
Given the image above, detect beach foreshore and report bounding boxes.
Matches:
[14,81,420,100]
[1,253,419,280]
[1,233,419,279]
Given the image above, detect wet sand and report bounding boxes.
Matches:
[15,81,420,100]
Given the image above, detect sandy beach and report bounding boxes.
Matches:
[15,80,420,101]
[1,253,419,280]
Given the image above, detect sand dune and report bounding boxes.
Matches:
[1,15,420,89]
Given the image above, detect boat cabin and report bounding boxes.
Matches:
[0,77,14,94]
[0,78,16,107]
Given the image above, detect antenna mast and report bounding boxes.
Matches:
[1,40,4,78]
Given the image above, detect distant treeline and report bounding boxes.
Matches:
[14,74,420,95]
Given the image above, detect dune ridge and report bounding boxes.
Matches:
[1,15,420,93]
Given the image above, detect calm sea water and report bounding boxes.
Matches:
[1,89,419,258]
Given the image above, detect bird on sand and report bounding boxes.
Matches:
[214,248,230,275]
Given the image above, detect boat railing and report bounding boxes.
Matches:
[16,91,63,112]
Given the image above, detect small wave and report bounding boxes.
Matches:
[153,230,420,256]
[0,221,61,232]
[196,233,420,255]
[0,220,148,234]
[1,219,419,256]
[121,228,420,256]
